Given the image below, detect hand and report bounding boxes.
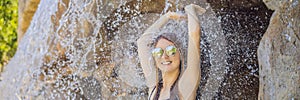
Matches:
[185,4,206,15]
[165,12,187,20]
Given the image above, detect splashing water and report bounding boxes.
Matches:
[0,0,273,99]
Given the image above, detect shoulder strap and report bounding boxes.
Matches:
[149,86,156,100]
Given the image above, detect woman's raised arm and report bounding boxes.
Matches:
[178,4,205,100]
[137,12,184,88]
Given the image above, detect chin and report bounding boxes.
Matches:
[159,65,176,72]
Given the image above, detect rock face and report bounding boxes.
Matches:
[258,0,300,99]
[18,0,40,43]
[208,0,273,99]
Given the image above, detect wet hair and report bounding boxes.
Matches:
[153,35,174,47]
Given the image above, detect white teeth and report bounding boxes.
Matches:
[161,61,172,65]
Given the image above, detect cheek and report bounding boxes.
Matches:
[154,59,161,67]
[174,53,180,61]
[172,53,181,65]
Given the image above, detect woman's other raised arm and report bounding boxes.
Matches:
[178,4,205,100]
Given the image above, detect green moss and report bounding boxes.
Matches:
[0,0,18,72]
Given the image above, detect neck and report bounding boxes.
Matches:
[161,68,179,88]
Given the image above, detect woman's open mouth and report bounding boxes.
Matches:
[161,61,172,65]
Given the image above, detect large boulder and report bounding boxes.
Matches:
[18,0,40,43]
[258,0,300,99]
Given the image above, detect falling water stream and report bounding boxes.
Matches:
[0,0,274,99]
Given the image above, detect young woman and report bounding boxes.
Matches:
[137,4,205,100]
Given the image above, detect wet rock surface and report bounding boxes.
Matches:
[18,0,40,43]
[258,0,300,99]
[208,0,273,99]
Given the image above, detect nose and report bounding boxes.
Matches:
[161,52,169,59]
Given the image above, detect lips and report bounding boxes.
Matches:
[161,61,172,65]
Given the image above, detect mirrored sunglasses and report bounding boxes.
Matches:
[151,45,177,58]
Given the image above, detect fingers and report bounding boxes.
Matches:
[184,4,206,15]
[193,5,206,15]
[162,4,205,20]
[166,12,187,20]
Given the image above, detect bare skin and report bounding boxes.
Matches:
[137,4,205,100]
[178,4,203,100]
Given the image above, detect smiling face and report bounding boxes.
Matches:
[154,38,180,73]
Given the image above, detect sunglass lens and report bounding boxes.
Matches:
[152,48,163,58]
[166,46,177,56]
